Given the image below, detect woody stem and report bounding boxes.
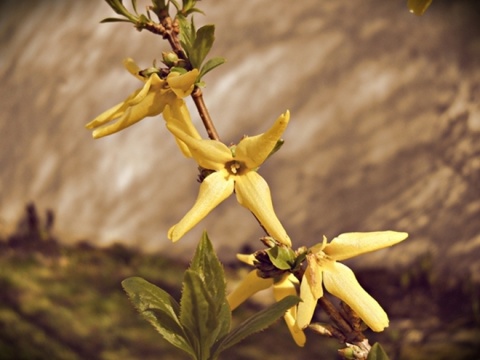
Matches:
[318,297,355,338]
[191,87,220,141]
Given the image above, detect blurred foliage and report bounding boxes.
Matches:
[0,204,479,359]
[0,205,335,359]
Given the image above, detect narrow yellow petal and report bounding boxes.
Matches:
[166,123,231,170]
[234,172,291,247]
[164,101,201,140]
[272,274,297,301]
[235,111,290,169]
[85,101,127,130]
[324,231,408,261]
[126,74,155,106]
[236,253,256,266]
[123,58,143,80]
[306,253,324,299]
[168,172,234,242]
[227,270,273,310]
[297,265,323,329]
[283,308,307,347]
[91,91,166,138]
[163,102,201,158]
[273,274,306,347]
[323,262,389,332]
[167,69,199,98]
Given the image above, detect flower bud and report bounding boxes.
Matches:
[162,51,179,66]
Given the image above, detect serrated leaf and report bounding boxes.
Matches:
[407,0,433,15]
[199,57,226,79]
[121,277,194,357]
[266,246,296,270]
[185,232,231,351]
[190,232,226,303]
[212,295,300,356]
[190,24,215,69]
[180,270,217,360]
[367,343,391,360]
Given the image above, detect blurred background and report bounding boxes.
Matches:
[1,0,479,359]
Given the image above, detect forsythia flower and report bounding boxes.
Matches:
[85,58,199,139]
[227,255,306,347]
[165,111,292,246]
[297,231,408,331]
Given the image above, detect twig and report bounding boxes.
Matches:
[318,296,365,343]
[191,87,220,141]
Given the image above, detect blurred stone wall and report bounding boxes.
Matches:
[1,0,479,287]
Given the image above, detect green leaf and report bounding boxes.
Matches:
[151,0,169,13]
[100,17,134,24]
[121,277,195,357]
[190,232,226,303]
[266,246,296,270]
[177,15,195,57]
[131,0,138,14]
[367,343,391,360]
[104,0,138,22]
[190,24,215,69]
[182,0,199,14]
[407,0,433,16]
[180,270,218,360]
[170,0,181,11]
[181,232,231,358]
[199,57,226,80]
[212,295,300,356]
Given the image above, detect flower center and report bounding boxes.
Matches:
[312,250,330,266]
[225,160,247,176]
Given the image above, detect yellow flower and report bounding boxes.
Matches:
[297,231,408,331]
[227,254,306,347]
[165,111,292,246]
[86,58,199,139]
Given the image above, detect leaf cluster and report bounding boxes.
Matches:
[122,232,300,360]
[176,17,225,84]
[266,245,305,274]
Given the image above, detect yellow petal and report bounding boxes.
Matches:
[91,91,166,138]
[128,73,168,106]
[324,231,408,261]
[123,58,143,81]
[164,101,201,140]
[227,270,273,311]
[323,262,389,332]
[168,171,234,242]
[283,307,307,347]
[166,123,231,170]
[297,264,323,329]
[234,171,291,247]
[273,274,306,347]
[85,100,128,130]
[273,274,298,301]
[235,111,290,169]
[236,253,256,266]
[167,69,199,98]
[163,101,201,158]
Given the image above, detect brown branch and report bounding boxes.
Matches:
[191,87,220,141]
[318,296,365,342]
[142,13,219,141]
